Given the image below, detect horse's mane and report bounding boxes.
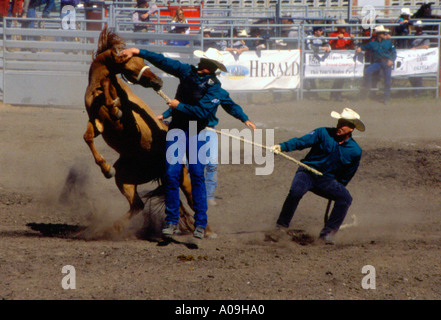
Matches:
[94,27,126,59]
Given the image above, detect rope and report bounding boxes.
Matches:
[155,89,323,176]
[156,89,171,103]
[206,127,323,176]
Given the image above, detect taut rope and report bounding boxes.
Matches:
[155,89,323,176]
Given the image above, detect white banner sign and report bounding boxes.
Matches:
[218,50,301,90]
[304,51,365,79]
[392,48,439,77]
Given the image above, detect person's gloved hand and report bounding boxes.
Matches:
[272,145,281,153]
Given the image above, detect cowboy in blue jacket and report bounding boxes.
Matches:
[159,90,254,207]
[119,47,255,240]
[357,25,397,104]
[268,108,365,245]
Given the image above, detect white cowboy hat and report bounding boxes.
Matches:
[238,29,248,37]
[336,19,347,25]
[374,25,390,33]
[401,8,412,16]
[203,27,214,33]
[193,47,227,72]
[331,108,365,132]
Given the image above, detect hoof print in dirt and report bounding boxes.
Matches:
[158,235,200,250]
[289,230,315,246]
[26,223,85,238]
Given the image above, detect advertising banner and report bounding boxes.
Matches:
[304,51,365,79]
[218,50,301,90]
[392,48,439,77]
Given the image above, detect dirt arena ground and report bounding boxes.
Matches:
[1,93,440,301]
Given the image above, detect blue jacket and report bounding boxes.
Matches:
[360,38,397,63]
[138,49,249,131]
[280,127,362,186]
[161,96,249,128]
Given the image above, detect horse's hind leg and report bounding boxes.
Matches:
[112,182,144,232]
[83,121,115,178]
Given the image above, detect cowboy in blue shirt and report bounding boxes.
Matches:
[357,25,397,104]
[159,92,254,206]
[119,47,255,240]
[268,108,364,244]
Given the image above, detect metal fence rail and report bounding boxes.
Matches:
[1,2,440,106]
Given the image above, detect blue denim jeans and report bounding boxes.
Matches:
[204,129,218,200]
[40,0,55,17]
[205,163,218,200]
[165,129,208,229]
[364,61,392,101]
[277,168,353,235]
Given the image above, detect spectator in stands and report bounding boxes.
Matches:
[395,7,413,49]
[170,8,190,35]
[132,0,150,33]
[219,28,249,60]
[168,8,190,46]
[251,18,274,49]
[0,0,9,18]
[246,27,266,52]
[23,0,54,19]
[409,20,430,50]
[329,19,355,101]
[409,20,431,97]
[357,25,397,104]
[360,23,381,98]
[305,26,331,98]
[276,17,296,49]
[132,0,158,44]
[22,0,40,42]
[307,26,331,53]
[201,27,218,51]
[3,0,24,40]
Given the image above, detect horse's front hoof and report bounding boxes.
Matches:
[205,232,218,239]
[115,109,123,119]
[112,219,126,233]
[103,167,115,179]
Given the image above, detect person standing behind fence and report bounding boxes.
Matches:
[409,20,431,97]
[394,8,413,49]
[305,26,331,99]
[22,0,54,19]
[21,0,40,42]
[3,0,23,40]
[220,28,249,60]
[329,19,355,101]
[0,0,9,18]
[357,25,397,105]
[201,27,219,51]
[246,27,266,52]
[133,0,150,33]
[168,8,190,46]
[132,0,158,44]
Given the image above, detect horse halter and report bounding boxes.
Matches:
[122,65,150,85]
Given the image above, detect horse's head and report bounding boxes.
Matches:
[111,51,163,91]
[413,3,432,18]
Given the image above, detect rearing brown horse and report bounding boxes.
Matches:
[84,27,195,234]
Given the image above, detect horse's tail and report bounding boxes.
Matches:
[94,26,126,59]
